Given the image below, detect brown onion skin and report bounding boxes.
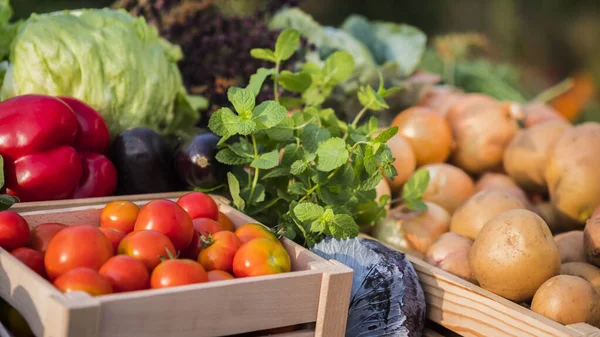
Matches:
[420,163,475,214]
[385,134,417,192]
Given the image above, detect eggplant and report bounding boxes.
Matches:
[109,127,184,195]
[174,130,226,189]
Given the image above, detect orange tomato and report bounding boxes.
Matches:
[150,259,208,289]
[118,230,176,271]
[44,225,113,280]
[100,200,140,234]
[99,255,150,293]
[28,222,66,255]
[53,267,113,296]
[181,218,224,260]
[217,211,235,232]
[232,238,291,278]
[198,231,242,272]
[207,270,235,282]
[234,223,278,244]
[98,227,125,254]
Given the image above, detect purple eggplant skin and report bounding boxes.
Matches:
[109,127,185,195]
[174,130,226,189]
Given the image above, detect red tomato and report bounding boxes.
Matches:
[234,223,278,244]
[0,211,30,251]
[198,231,242,273]
[53,267,113,296]
[181,218,224,259]
[44,225,113,280]
[118,230,176,271]
[217,211,235,232]
[28,222,66,255]
[176,192,219,221]
[98,227,125,254]
[150,259,208,289]
[99,255,149,293]
[207,270,234,282]
[134,199,194,251]
[100,200,140,234]
[11,247,45,278]
[233,238,291,278]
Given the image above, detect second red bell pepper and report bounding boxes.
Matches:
[0,94,117,202]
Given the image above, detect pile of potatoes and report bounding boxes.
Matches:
[371,85,600,328]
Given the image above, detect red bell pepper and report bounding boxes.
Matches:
[0,94,117,202]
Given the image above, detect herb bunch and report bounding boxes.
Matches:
[208,29,427,247]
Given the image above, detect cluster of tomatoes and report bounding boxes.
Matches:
[0,192,292,297]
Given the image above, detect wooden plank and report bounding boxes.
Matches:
[359,234,599,337]
[312,260,353,337]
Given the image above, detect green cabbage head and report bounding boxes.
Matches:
[0,8,204,137]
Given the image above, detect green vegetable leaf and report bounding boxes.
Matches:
[250,48,277,63]
[251,150,280,169]
[228,87,255,116]
[208,107,239,138]
[0,195,18,211]
[402,168,430,211]
[262,167,290,179]
[328,214,359,238]
[363,146,378,175]
[323,51,355,85]
[274,28,300,61]
[278,71,312,93]
[247,68,276,96]
[293,202,324,222]
[250,184,266,204]
[301,124,331,153]
[404,198,427,212]
[289,182,307,195]
[290,160,308,175]
[372,126,398,143]
[281,144,303,166]
[316,138,349,172]
[216,148,253,165]
[236,119,257,135]
[266,118,294,141]
[359,170,383,191]
[302,86,326,107]
[227,172,245,211]
[253,101,287,129]
[358,85,389,111]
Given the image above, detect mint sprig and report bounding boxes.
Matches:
[209,28,429,247]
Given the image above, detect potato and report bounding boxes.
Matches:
[474,173,520,192]
[584,217,600,267]
[546,123,600,227]
[419,163,475,214]
[448,99,520,174]
[522,102,569,128]
[450,189,528,240]
[531,275,600,327]
[391,106,454,166]
[388,202,450,254]
[560,262,600,293]
[554,230,586,263]
[385,134,417,192]
[469,209,561,302]
[425,232,476,283]
[503,120,570,192]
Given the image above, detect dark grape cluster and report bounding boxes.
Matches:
[113,0,306,125]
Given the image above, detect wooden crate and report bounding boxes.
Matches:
[359,234,600,337]
[0,195,354,337]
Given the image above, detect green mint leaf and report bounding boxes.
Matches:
[266,118,294,141]
[293,202,324,222]
[372,126,398,143]
[310,220,326,233]
[384,163,398,180]
[301,124,331,153]
[316,137,349,172]
[236,119,257,135]
[290,160,308,175]
[368,117,379,133]
[279,97,304,110]
[250,150,280,169]
[320,209,336,224]
[227,172,245,211]
[278,71,312,93]
[358,85,389,111]
[227,141,254,158]
[381,87,403,98]
[281,144,303,166]
[247,68,276,96]
[0,195,18,211]
[363,146,378,175]
[262,167,290,179]
[328,214,359,238]
[215,148,253,165]
[228,87,255,116]
[274,28,300,61]
[289,182,307,195]
[0,155,4,189]
[253,101,287,129]
[250,48,277,62]
[329,163,355,186]
[208,107,239,137]
[302,62,323,77]
[359,170,383,191]
[403,168,430,205]
[405,198,428,212]
[250,184,266,204]
[302,86,326,107]
[323,51,355,85]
